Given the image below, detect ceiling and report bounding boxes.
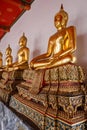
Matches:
[0,0,34,40]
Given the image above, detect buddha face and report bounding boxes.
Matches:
[19,37,27,47]
[54,14,67,30]
[6,50,11,56]
[54,5,68,30]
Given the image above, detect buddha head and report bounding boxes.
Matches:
[6,44,12,56]
[54,4,68,30]
[19,33,27,47]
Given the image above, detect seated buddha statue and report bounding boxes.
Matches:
[0,51,3,68]
[13,33,30,70]
[3,44,13,71]
[30,4,76,70]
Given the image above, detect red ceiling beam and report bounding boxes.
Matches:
[1,0,34,10]
[20,0,34,10]
[0,0,35,40]
[1,0,21,7]
[21,0,35,5]
[0,25,10,32]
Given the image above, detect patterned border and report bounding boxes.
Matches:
[9,95,87,130]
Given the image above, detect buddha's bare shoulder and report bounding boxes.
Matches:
[67,26,76,31]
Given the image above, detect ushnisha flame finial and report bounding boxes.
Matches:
[54,4,68,22]
[6,44,12,53]
[60,4,63,10]
[23,32,25,36]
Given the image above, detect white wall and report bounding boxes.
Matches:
[0,0,87,73]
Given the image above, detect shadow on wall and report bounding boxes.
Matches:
[76,34,87,80]
[32,38,41,58]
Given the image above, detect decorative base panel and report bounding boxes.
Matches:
[9,94,87,130]
[0,87,11,103]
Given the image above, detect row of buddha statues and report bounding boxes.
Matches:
[0,4,76,72]
[0,5,86,129]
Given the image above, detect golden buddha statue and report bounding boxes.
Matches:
[3,44,13,71]
[13,33,30,70]
[0,51,3,68]
[5,44,13,66]
[30,4,76,70]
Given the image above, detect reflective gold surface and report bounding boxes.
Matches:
[12,33,29,71]
[30,4,76,70]
[0,51,3,68]
[3,33,29,71]
[3,44,13,71]
[5,44,13,66]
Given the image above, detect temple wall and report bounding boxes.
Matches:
[0,0,87,73]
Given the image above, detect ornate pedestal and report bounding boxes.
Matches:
[10,63,87,130]
[0,70,23,103]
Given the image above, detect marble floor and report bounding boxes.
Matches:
[0,101,34,130]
